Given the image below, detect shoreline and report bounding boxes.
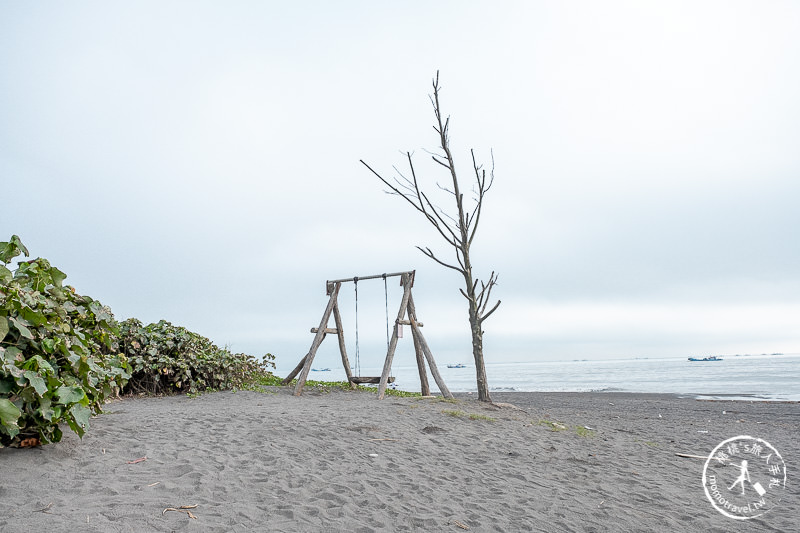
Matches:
[470,390,800,402]
[1,388,797,532]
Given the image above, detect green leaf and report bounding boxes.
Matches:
[68,404,90,437]
[9,317,33,340]
[0,265,11,283]
[41,337,57,354]
[48,266,67,288]
[55,385,86,405]
[0,398,21,428]
[0,235,29,264]
[10,235,29,256]
[3,346,22,361]
[23,370,48,396]
[0,317,8,343]
[25,354,54,374]
[38,396,55,422]
[20,307,46,327]
[70,403,90,427]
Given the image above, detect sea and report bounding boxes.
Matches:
[294,353,800,401]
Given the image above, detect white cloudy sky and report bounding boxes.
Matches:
[2,1,798,372]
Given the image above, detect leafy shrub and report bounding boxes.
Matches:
[1,234,276,447]
[0,236,130,447]
[118,318,274,395]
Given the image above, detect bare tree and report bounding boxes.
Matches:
[360,72,500,402]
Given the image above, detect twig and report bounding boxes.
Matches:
[127,456,147,464]
[675,453,707,460]
[33,502,53,514]
[368,438,398,442]
[163,504,198,519]
[453,519,470,530]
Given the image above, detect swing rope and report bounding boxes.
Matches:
[353,276,360,378]
[383,273,394,388]
[383,273,390,350]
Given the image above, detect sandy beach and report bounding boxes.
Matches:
[1,387,797,532]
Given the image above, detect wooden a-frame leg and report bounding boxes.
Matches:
[293,282,341,396]
[332,300,355,388]
[406,293,430,396]
[410,320,453,399]
[282,353,308,385]
[378,273,413,399]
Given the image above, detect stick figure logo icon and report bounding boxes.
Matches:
[702,436,787,520]
[728,460,751,495]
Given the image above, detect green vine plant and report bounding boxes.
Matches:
[1,235,276,448]
[118,319,274,396]
[0,236,129,447]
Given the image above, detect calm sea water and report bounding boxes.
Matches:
[291,353,800,401]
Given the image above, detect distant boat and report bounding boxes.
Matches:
[447,363,467,368]
[688,356,723,362]
[311,368,331,371]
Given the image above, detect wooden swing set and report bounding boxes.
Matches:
[282,271,453,400]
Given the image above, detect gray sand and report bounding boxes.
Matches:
[1,388,797,532]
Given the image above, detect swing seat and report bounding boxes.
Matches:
[349,376,395,385]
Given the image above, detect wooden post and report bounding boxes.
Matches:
[293,282,341,396]
[406,293,430,396]
[377,272,413,399]
[332,300,355,388]
[310,327,338,334]
[410,319,453,399]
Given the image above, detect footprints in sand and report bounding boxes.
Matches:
[9,390,790,531]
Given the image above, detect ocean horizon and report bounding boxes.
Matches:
[280,352,800,401]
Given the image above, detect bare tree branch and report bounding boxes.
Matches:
[361,160,415,201]
[477,272,498,315]
[431,155,452,170]
[417,246,462,273]
[468,149,495,246]
[417,190,459,246]
[405,153,461,243]
[435,181,456,196]
[362,157,462,249]
[481,299,502,323]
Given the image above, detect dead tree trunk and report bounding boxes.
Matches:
[361,72,500,402]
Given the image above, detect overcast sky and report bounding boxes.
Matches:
[2,1,798,373]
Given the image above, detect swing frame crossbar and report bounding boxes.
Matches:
[325,271,413,295]
[328,270,413,284]
[283,271,453,400]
